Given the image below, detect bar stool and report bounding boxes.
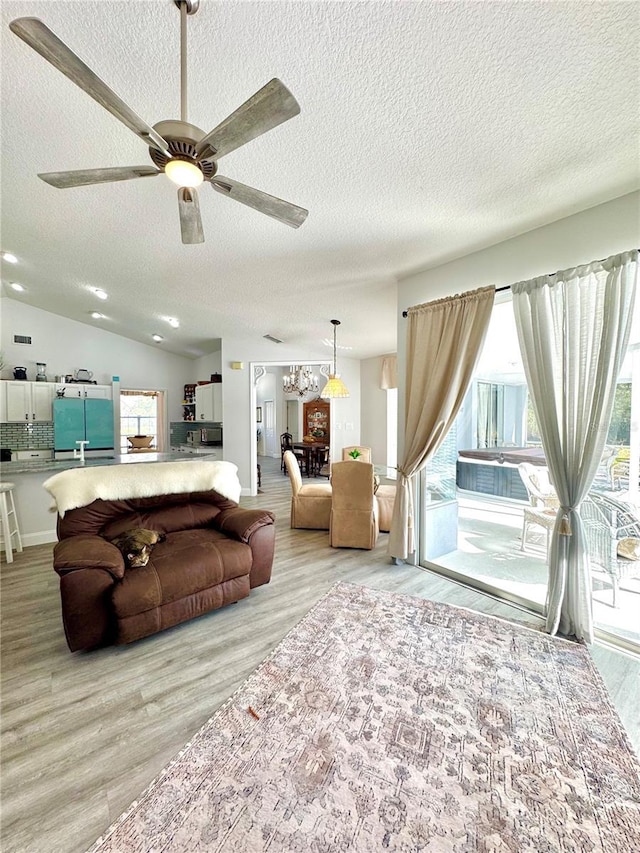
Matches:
[0,483,23,563]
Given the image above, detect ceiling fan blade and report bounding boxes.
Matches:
[9,18,170,156]
[38,166,160,188]
[211,176,308,229]
[196,79,300,161]
[178,187,204,244]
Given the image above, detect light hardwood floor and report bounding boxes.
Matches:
[2,455,639,853]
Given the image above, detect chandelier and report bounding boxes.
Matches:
[283,365,319,397]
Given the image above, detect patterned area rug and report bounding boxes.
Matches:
[88,582,640,852]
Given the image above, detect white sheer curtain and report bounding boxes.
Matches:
[512,250,638,643]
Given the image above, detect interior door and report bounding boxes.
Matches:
[264,400,276,457]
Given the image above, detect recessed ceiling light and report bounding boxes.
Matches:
[10,282,25,292]
[152,334,164,342]
[90,311,105,319]
[165,317,180,328]
[90,287,108,300]
[2,252,18,264]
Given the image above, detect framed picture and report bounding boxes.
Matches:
[256,407,262,423]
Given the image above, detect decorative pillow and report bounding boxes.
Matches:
[617,537,640,561]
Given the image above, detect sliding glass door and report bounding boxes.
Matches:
[418,296,640,652]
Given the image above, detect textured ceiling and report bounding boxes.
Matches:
[1,0,638,359]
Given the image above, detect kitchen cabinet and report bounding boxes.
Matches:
[53,398,115,452]
[14,449,54,460]
[0,380,54,422]
[59,383,112,399]
[195,383,222,421]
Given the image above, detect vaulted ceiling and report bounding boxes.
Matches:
[1,1,638,359]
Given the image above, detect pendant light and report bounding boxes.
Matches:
[321,319,349,398]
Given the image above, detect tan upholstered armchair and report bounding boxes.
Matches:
[284,450,332,529]
[330,460,379,549]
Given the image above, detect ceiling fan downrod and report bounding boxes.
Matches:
[174,0,199,123]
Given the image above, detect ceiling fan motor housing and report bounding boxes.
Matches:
[149,120,217,179]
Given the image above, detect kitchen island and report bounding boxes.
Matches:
[3,452,220,546]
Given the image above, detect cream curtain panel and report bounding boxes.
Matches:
[512,250,638,643]
[380,356,398,389]
[389,286,495,560]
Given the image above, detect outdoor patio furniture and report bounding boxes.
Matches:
[518,463,560,560]
[580,492,640,607]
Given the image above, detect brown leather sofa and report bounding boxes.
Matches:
[53,490,275,651]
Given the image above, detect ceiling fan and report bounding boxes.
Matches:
[9,0,308,244]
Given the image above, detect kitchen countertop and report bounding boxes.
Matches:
[2,451,220,475]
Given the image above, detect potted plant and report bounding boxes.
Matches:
[348,448,362,459]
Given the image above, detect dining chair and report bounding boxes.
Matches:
[312,445,330,477]
[283,450,332,529]
[329,460,379,549]
[341,446,372,462]
[280,432,293,473]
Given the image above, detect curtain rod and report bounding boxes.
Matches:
[401,250,639,317]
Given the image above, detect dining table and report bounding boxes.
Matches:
[292,442,329,477]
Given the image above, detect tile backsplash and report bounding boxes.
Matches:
[0,422,54,450]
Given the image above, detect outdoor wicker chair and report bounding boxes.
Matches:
[580,492,640,607]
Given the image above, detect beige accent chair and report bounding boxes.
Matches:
[330,460,379,549]
[342,446,372,462]
[284,450,332,529]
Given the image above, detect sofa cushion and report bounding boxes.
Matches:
[57,490,238,539]
[111,529,252,619]
[617,537,640,561]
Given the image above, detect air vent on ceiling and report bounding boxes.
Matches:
[263,334,283,344]
[13,334,32,345]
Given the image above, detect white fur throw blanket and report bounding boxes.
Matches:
[43,460,241,517]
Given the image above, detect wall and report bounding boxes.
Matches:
[396,191,640,462]
[1,298,196,420]
[360,355,391,465]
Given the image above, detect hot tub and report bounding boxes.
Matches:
[456,447,546,500]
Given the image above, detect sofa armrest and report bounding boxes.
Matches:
[54,535,125,580]
[214,507,276,588]
[213,508,275,543]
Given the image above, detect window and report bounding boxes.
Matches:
[120,391,159,452]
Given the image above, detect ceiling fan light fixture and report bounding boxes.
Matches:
[164,158,204,188]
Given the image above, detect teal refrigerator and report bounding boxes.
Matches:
[53,398,115,452]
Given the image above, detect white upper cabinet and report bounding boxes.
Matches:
[1,381,55,422]
[58,384,112,399]
[195,383,222,421]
